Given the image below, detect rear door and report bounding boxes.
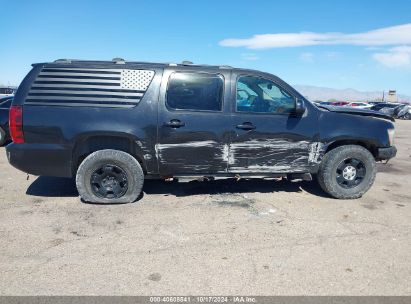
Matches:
[157,68,231,175]
[228,73,319,174]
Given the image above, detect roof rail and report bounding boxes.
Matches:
[54,59,72,64]
[112,57,126,64]
[181,60,193,65]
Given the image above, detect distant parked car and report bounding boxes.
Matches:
[310,100,322,105]
[370,103,399,111]
[393,104,411,120]
[319,101,334,106]
[347,102,373,109]
[370,103,401,117]
[331,101,350,106]
[0,97,13,146]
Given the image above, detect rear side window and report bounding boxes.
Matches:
[166,72,223,111]
[25,67,155,108]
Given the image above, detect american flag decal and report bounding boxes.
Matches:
[26,68,155,107]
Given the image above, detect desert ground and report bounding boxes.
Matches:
[0,121,410,295]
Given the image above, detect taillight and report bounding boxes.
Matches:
[9,105,24,143]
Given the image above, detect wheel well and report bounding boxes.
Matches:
[72,135,146,175]
[325,140,377,158]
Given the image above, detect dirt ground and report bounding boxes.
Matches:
[0,121,410,296]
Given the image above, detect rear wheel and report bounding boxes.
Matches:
[76,149,144,204]
[317,145,376,199]
[0,127,6,146]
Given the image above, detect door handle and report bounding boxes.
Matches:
[236,122,256,130]
[164,119,185,128]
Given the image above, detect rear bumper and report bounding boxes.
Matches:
[6,143,73,177]
[376,146,397,160]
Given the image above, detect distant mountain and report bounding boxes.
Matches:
[294,85,411,103]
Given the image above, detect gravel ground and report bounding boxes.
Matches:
[0,120,410,295]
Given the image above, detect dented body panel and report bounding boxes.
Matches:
[7,59,396,179]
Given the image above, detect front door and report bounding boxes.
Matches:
[157,69,231,175]
[229,74,319,174]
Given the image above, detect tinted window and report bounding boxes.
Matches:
[236,76,295,114]
[166,73,223,111]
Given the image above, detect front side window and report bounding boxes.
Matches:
[166,73,223,111]
[236,76,295,114]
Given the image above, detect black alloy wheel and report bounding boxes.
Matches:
[90,164,128,199]
[335,158,366,189]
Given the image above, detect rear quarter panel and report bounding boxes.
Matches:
[12,64,163,176]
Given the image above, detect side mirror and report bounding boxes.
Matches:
[294,98,306,115]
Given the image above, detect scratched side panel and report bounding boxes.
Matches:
[228,105,321,173]
[156,67,232,176]
[156,113,232,175]
[155,139,228,173]
[229,138,314,173]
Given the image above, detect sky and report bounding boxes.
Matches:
[1,0,411,95]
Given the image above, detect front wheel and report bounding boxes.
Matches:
[76,149,144,204]
[317,145,376,199]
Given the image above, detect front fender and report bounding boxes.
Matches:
[319,111,394,148]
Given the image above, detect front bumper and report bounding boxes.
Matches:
[376,146,397,160]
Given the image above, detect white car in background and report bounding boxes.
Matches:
[346,102,373,109]
[0,86,17,98]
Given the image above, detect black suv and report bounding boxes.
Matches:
[6,59,397,203]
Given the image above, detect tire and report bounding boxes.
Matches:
[0,127,6,146]
[76,149,144,204]
[404,113,410,120]
[317,145,376,199]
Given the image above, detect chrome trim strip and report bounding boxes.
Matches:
[43,68,124,72]
[39,72,122,78]
[25,102,134,108]
[28,90,143,97]
[31,84,124,89]
[34,78,119,83]
[26,96,139,102]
